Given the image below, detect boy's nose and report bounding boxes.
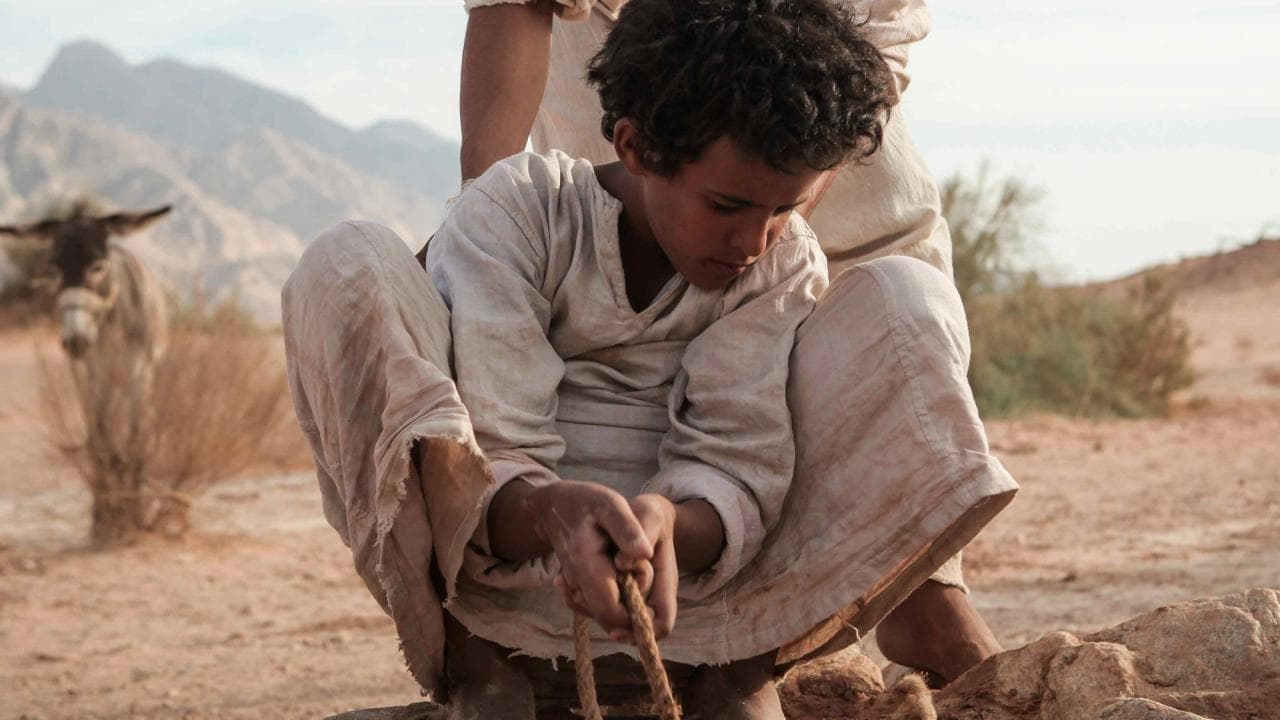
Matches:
[731,222,771,260]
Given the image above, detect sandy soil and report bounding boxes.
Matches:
[2,257,1278,719]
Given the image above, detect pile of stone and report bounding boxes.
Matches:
[328,588,1279,720]
[781,588,1279,720]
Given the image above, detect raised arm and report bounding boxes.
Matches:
[459,1,556,180]
[856,0,932,102]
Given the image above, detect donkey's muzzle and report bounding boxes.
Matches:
[62,333,91,358]
[57,287,107,358]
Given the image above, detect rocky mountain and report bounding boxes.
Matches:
[0,41,456,322]
[24,41,459,200]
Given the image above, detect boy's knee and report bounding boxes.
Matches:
[827,255,969,360]
[843,255,959,314]
[306,220,405,260]
[286,221,410,300]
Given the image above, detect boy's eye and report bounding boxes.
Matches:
[710,201,743,214]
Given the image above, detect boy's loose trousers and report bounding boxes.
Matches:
[281,221,1017,696]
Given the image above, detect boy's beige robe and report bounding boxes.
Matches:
[282,152,1017,696]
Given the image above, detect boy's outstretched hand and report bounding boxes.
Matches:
[523,481,679,641]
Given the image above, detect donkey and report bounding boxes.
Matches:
[0,202,172,381]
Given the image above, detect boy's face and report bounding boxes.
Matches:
[636,136,826,290]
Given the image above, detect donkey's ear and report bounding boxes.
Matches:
[0,218,61,241]
[101,205,172,236]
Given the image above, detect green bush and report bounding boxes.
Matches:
[944,168,1194,418]
[966,274,1193,418]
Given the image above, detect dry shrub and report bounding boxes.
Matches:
[967,275,1194,418]
[38,297,305,546]
[945,166,1195,419]
[0,235,57,330]
[942,163,1044,304]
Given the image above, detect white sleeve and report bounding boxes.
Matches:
[426,167,569,586]
[643,225,828,600]
[854,0,933,101]
[428,177,567,471]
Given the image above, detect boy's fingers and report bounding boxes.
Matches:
[648,544,679,639]
[563,589,591,617]
[595,500,654,562]
[555,574,596,618]
[572,542,631,631]
[558,566,622,627]
[615,556,654,598]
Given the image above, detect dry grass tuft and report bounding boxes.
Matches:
[38,298,308,546]
[1,234,57,330]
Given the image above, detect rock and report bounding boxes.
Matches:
[781,664,937,720]
[783,645,885,699]
[1083,588,1280,690]
[932,588,1280,720]
[881,674,937,720]
[993,631,1081,701]
[779,645,886,719]
[1092,698,1211,720]
[1040,642,1142,720]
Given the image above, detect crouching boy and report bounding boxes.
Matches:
[282,0,1017,717]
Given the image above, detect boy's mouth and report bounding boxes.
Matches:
[707,258,751,277]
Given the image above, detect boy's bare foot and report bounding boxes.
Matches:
[875,580,1002,683]
[685,651,784,720]
[444,614,536,720]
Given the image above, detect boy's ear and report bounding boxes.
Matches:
[611,118,652,177]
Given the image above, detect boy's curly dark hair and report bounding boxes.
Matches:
[587,0,895,176]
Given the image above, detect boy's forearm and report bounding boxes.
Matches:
[459,1,555,180]
[672,498,725,574]
[488,479,552,562]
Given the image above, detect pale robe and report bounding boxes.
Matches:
[282,151,1017,695]
[432,152,826,604]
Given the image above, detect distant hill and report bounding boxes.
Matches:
[1081,235,1280,302]
[0,40,457,321]
[25,41,459,199]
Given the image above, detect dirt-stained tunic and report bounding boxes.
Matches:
[282,151,1017,696]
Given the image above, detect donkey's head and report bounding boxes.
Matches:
[0,202,171,358]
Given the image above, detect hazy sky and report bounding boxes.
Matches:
[1,0,1277,282]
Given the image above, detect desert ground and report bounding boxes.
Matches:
[2,243,1278,719]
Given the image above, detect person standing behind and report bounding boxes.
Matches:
[455,0,1001,686]
[459,0,953,278]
